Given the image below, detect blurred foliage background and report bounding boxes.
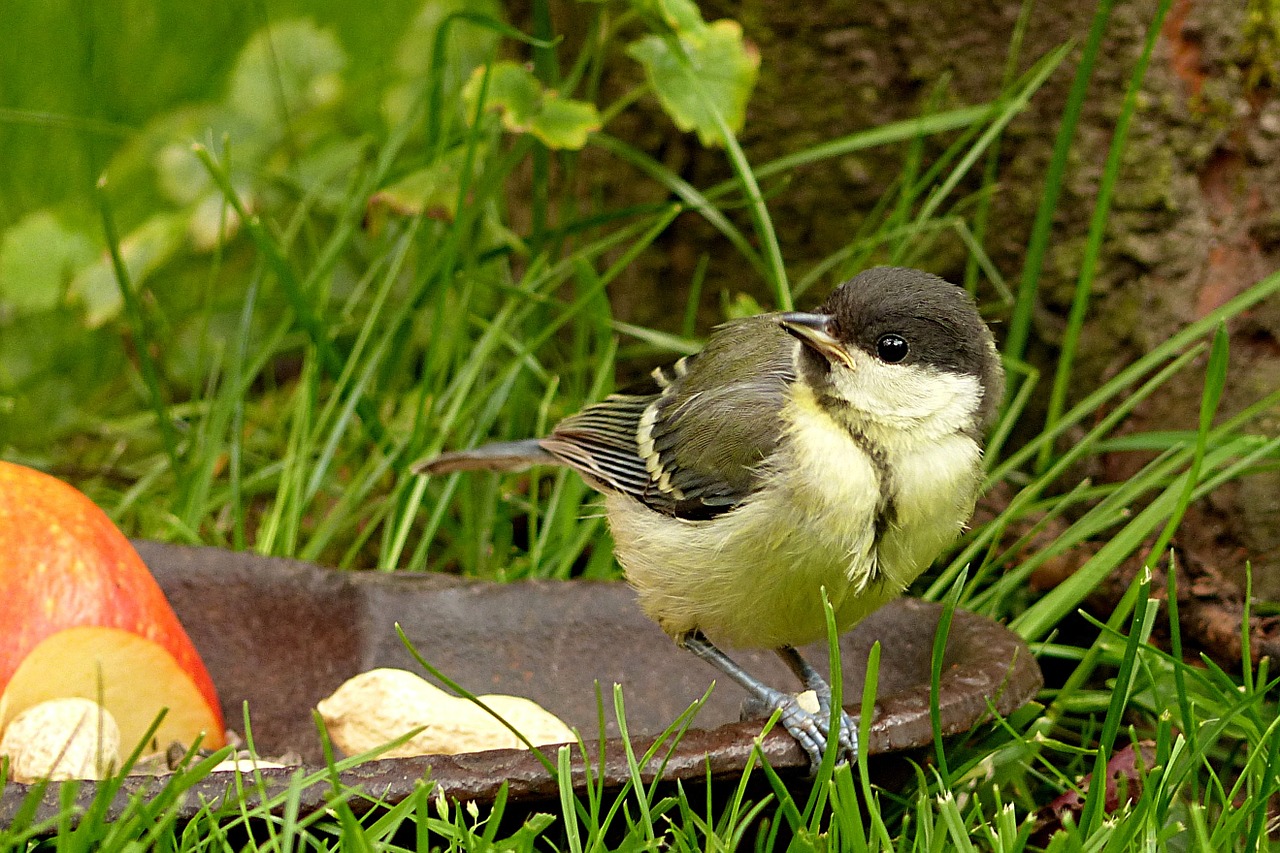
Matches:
[0,0,782,569]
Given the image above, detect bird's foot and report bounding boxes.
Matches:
[741,688,858,772]
[681,632,858,773]
[773,645,860,769]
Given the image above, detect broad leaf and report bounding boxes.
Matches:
[472,61,542,131]
[156,142,213,206]
[0,212,96,315]
[463,62,601,150]
[227,19,346,126]
[530,95,601,150]
[641,0,706,33]
[627,20,759,147]
[188,188,251,252]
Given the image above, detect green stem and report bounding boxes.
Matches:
[95,177,183,480]
[1039,0,1172,471]
[1005,0,1117,364]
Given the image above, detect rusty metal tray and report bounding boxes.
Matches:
[1,540,1041,824]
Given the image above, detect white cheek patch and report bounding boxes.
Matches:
[828,358,983,440]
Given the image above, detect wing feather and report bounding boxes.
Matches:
[539,316,796,519]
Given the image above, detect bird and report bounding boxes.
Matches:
[414,266,1005,768]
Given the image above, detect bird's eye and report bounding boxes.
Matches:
[876,333,909,363]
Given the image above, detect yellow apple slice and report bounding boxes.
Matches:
[0,461,225,756]
[0,627,223,756]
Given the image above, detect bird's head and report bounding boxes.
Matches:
[778,267,1004,442]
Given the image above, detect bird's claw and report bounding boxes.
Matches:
[682,634,859,773]
[743,690,859,773]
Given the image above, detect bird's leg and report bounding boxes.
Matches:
[775,645,859,763]
[680,632,853,771]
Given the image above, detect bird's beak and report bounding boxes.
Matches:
[778,312,856,370]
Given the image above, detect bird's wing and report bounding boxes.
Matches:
[542,316,795,519]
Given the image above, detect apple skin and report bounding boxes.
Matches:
[0,461,225,749]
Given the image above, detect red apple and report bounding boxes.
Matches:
[0,461,225,756]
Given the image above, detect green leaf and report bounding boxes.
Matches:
[0,310,125,449]
[283,137,368,206]
[156,141,213,206]
[477,207,528,256]
[530,94,601,149]
[102,104,264,225]
[472,61,542,130]
[393,0,504,79]
[0,211,96,314]
[227,19,347,125]
[627,20,760,147]
[642,0,707,33]
[69,213,185,328]
[462,62,601,150]
[187,188,250,252]
[366,144,485,223]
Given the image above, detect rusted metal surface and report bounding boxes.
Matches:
[0,541,1042,826]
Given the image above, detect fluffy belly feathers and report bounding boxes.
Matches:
[608,405,981,650]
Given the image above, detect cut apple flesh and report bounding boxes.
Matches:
[0,626,225,755]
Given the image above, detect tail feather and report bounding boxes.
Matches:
[412,438,559,475]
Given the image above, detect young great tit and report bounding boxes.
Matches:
[415,266,1005,767]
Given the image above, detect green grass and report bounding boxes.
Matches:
[2,0,1279,848]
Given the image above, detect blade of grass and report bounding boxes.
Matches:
[737,106,993,187]
[989,266,1280,486]
[1039,0,1173,471]
[910,42,1071,237]
[591,132,768,284]
[654,31,789,307]
[931,567,968,784]
[95,177,183,481]
[1011,434,1280,641]
[1143,323,1229,567]
[855,641,894,849]
[965,0,1037,293]
[1006,0,1117,365]
[1163,554,1199,776]
[1077,574,1156,834]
